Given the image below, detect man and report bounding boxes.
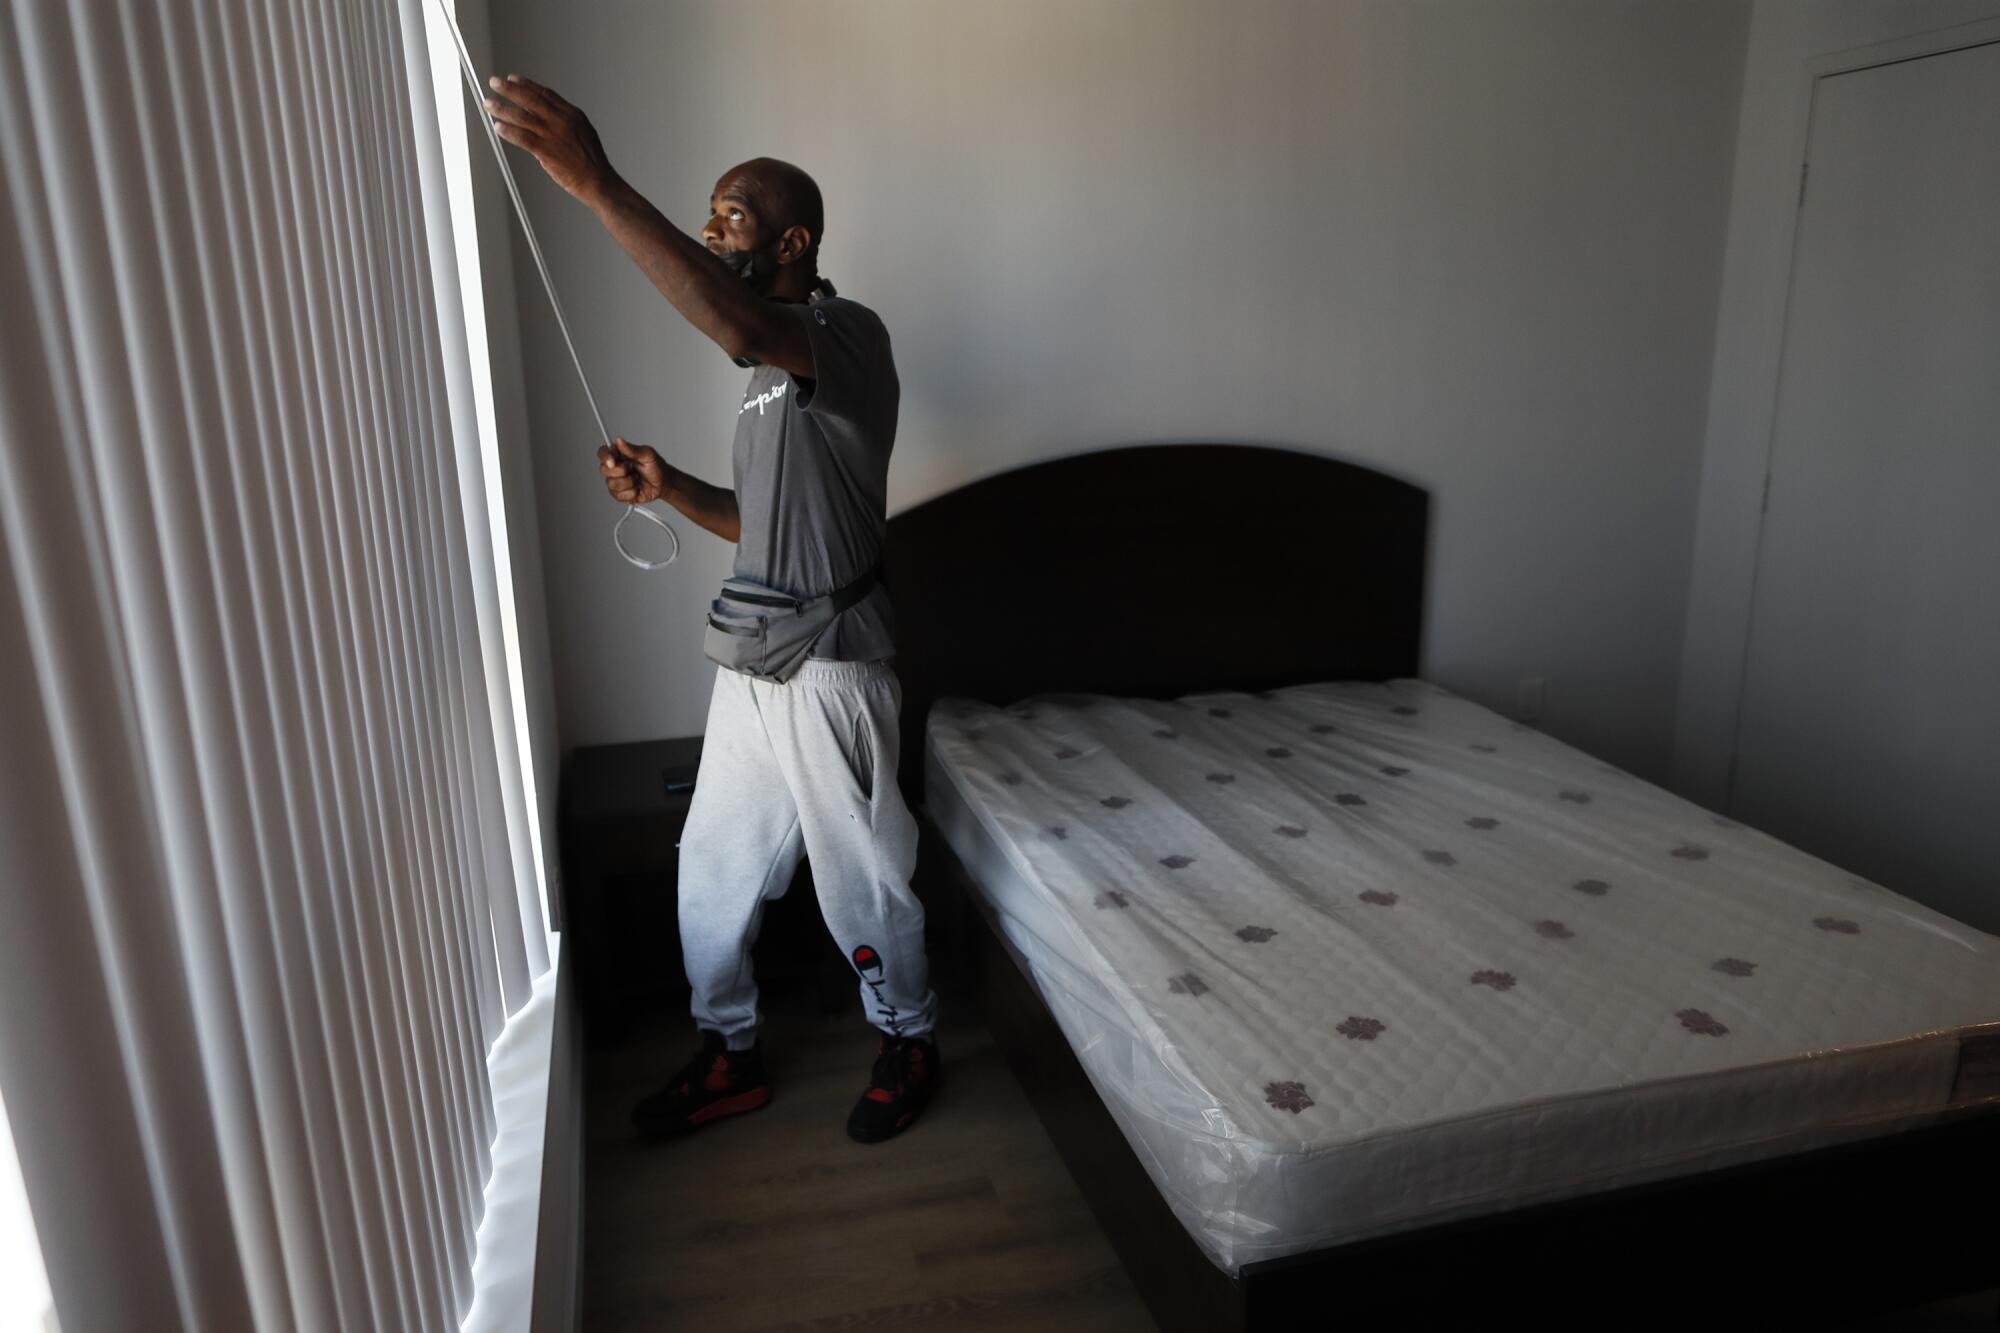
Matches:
[485,74,941,1144]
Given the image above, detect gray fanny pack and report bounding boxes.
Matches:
[703,566,881,682]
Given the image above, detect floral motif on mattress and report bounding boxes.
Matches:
[926,678,2000,1147]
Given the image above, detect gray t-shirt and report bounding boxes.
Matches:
[728,293,898,661]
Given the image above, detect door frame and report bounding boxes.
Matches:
[1687,14,2000,811]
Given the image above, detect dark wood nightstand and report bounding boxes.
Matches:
[558,737,702,1047]
[558,736,854,1048]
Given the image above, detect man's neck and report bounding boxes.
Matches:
[766,268,819,304]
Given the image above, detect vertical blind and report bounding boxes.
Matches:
[0,0,551,1329]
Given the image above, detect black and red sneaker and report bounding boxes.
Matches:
[631,1030,771,1139]
[846,1033,942,1143]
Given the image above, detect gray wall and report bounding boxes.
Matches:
[488,0,1748,784]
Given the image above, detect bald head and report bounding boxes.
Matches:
[735,157,823,248]
[702,157,825,302]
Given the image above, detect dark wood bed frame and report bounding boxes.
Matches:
[884,443,2000,1329]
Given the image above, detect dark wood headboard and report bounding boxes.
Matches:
[884,443,1429,803]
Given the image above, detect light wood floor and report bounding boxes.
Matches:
[582,980,1159,1332]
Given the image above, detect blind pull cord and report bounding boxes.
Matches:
[429,0,678,570]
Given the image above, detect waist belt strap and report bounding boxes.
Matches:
[827,565,880,615]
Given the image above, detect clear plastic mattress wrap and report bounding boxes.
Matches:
[923,678,2000,1275]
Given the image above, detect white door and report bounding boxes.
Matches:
[1731,39,2000,934]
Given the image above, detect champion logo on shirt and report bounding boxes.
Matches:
[739,379,788,417]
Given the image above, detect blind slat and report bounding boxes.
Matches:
[3,0,554,1325]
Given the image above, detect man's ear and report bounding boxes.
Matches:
[778,223,813,264]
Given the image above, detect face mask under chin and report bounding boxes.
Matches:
[718,247,775,294]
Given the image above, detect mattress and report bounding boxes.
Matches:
[923,677,2000,1275]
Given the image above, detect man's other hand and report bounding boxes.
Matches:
[600,437,667,505]
[485,74,616,205]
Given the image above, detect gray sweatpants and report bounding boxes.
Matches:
[677,658,938,1050]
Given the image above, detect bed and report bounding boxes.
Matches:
[884,444,2000,1329]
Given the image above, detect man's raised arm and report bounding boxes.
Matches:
[483,75,812,377]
